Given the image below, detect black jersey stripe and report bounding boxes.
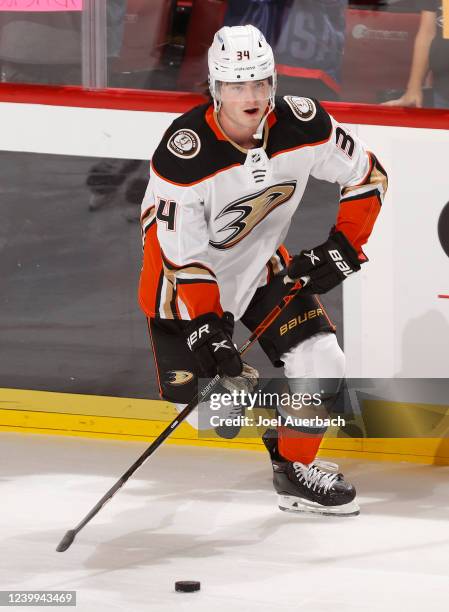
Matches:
[176,278,218,286]
[143,217,156,236]
[141,205,155,224]
[276,248,287,268]
[154,270,164,316]
[170,282,179,319]
[340,188,382,206]
[266,260,275,282]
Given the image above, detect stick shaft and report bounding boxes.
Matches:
[71,279,305,535]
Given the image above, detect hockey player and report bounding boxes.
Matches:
[139,25,388,516]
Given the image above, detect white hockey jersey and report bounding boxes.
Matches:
[139,96,387,321]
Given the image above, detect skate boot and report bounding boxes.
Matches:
[262,428,283,464]
[262,429,359,516]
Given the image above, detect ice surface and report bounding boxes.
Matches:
[1,433,448,611]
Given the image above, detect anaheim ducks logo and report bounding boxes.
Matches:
[167,370,195,386]
[210,181,297,250]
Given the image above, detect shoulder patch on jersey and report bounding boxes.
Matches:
[167,129,201,159]
[152,104,245,186]
[267,96,332,154]
[283,96,317,122]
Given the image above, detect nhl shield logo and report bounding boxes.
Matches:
[167,129,201,159]
[284,96,317,122]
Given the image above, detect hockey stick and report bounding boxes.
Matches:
[56,276,308,552]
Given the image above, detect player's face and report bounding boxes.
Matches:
[218,79,271,129]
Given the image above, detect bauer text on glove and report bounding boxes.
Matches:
[287,231,361,294]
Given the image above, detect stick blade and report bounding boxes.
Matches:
[56,529,77,552]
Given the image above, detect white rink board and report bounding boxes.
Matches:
[345,124,449,378]
[0,102,177,160]
[1,101,448,377]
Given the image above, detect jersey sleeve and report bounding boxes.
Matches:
[142,164,223,320]
[310,113,388,256]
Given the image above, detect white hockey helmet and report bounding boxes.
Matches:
[208,25,277,113]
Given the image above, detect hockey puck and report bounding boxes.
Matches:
[175,580,201,593]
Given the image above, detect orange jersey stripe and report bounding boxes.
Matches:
[267,111,277,129]
[277,244,291,265]
[205,105,227,141]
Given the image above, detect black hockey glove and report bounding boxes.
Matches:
[287,231,361,294]
[185,311,243,378]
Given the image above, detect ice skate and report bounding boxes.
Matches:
[262,429,359,516]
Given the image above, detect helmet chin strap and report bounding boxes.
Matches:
[253,99,275,140]
[253,108,270,140]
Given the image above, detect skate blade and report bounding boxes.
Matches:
[278,495,360,517]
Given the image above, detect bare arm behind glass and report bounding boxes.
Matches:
[383,10,437,107]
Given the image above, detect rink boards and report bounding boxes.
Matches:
[1,88,448,467]
[1,387,448,466]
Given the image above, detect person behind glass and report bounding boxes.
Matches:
[139,25,388,517]
[0,0,126,86]
[224,0,347,101]
[223,0,284,47]
[384,1,449,109]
